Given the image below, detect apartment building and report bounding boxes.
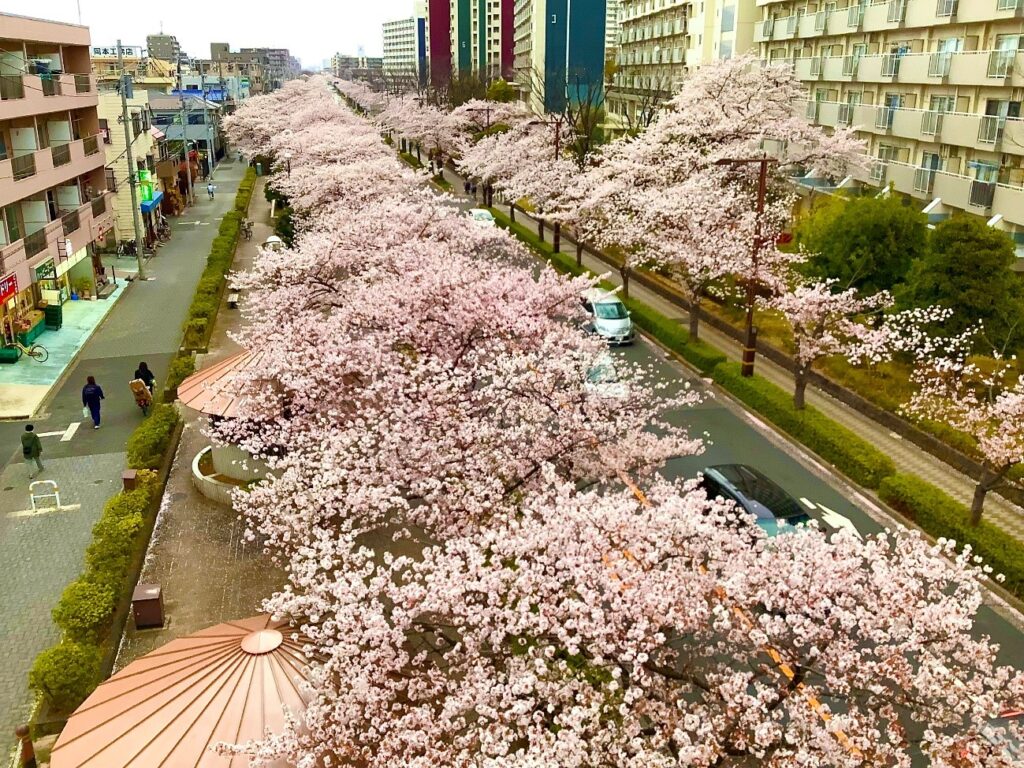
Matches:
[146,33,185,64]
[608,0,759,127]
[207,44,269,94]
[383,16,428,85]
[0,12,115,338]
[607,0,624,56]
[90,44,177,93]
[450,0,516,78]
[754,0,1024,239]
[239,48,298,90]
[514,0,609,112]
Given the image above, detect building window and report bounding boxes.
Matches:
[720,4,735,32]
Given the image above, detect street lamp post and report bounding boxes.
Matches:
[714,155,777,378]
[524,116,568,251]
[284,151,292,176]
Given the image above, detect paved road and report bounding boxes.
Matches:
[0,160,246,755]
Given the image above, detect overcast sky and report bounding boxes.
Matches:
[4,0,417,66]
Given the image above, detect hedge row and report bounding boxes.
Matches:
[879,474,1024,597]
[29,171,258,720]
[181,168,257,353]
[30,471,160,713]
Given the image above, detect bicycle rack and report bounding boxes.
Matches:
[29,480,61,512]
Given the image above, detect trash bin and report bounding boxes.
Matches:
[132,584,164,629]
[255,162,263,176]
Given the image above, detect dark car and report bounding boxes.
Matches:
[698,464,810,537]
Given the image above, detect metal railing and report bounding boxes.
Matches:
[869,160,887,183]
[61,209,80,236]
[838,103,854,125]
[805,101,820,121]
[24,228,48,258]
[921,110,944,135]
[848,3,864,28]
[91,195,107,217]
[761,18,774,38]
[11,153,36,181]
[814,10,826,31]
[786,15,798,35]
[882,54,902,77]
[988,49,1015,78]
[969,180,996,208]
[83,135,99,156]
[887,0,907,23]
[928,51,952,77]
[913,167,936,194]
[842,55,860,77]
[40,76,60,96]
[978,115,1006,144]
[51,143,71,167]
[810,56,823,77]
[935,0,958,16]
[74,74,92,93]
[0,75,24,100]
[996,0,1020,10]
[875,105,897,129]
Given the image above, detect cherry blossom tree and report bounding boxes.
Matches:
[906,354,1024,525]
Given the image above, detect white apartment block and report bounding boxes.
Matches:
[607,0,624,56]
[383,16,426,83]
[755,0,1024,242]
[608,0,759,127]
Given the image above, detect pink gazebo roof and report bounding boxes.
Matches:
[177,349,265,418]
[50,615,310,768]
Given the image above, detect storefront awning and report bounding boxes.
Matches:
[140,190,163,214]
[149,125,166,141]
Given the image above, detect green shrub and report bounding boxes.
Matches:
[52,580,117,643]
[712,362,895,489]
[29,642,102,714]
[195,275,222,299]
[165,353,196,401]
[184,317,208,349]
[126,405,180,470]
[624,299,727,374]
[878,474,1024,597]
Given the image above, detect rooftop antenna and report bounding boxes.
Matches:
[77,0,82,23]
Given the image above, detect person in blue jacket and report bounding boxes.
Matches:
[82,375,105,429]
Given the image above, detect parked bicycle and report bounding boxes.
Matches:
[241,220,253,241]
[117,239,137,258]
[7,341,48,363]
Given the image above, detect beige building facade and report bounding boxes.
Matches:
[755,0,1024,238]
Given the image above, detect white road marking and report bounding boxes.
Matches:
[817,503,863,539]
[61,422,80,442]
[799,497,817,510]
[36,431,64,438]
[7,503,81,519]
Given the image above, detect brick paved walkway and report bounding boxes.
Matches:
[0,159,247,759]
[115,178,284,668]
[437,165,1024,544]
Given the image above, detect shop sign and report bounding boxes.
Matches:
[34,260,56,281]
[0,273,17,304]
[138,169,155,202]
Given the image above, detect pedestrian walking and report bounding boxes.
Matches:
[15,724,36,768]
[207,182,215,200]
[20,425,43,479]
[134,361,156,394]
[82,375,105,429]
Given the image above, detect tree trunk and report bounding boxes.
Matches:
[688,304,700,341]
[970,483,988,527]
[794,369,809,410]
[538,219,545,242]
[621,265,630,299]
[510,203,516,222]
[576,240,583,267]
[553,223,561,254]
[416,144,421,162]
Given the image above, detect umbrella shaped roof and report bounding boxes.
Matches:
[50,615,310,768]
[177,349,265,418]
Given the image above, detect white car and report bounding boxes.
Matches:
[584,353,629,399]
[468,208,496,228]
[582,288,634,346]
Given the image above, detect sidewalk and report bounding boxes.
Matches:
[115,177,284,669]
[0,159,248,759]
[438,165,1024,544]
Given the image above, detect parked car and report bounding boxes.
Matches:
[698,464,810,537]
[581,288,634,346]
[584,353,628,399]
[468,208,496,228]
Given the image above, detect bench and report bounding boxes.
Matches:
[227,293,240,310]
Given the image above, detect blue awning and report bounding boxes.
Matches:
[140,190,164,214]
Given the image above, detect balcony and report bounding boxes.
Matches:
[913,167,936,194]
[869,160,888,183]
[875,106,897,130]
[23,228,49,258]
[838,103,854,125]
[0,73,97,121]
[887,0,907,23]
[805,100,820,122]
[969,180,996,209]
[91,194,107,218]
[847,3,865,28]
[810,57,823,78]
[921,110,943,135]
[0,133,106,210]
[842,56,860,77]
[979,115,1006,145]
[928,51,952,78]
[881,54,901,78]
[61,209,81,237]
[988,49,1016,79]
[935,0,958,17]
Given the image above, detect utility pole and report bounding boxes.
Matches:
[178,67,195,206]
[715,155,777,378]
[200,62,213,177]
[117,41,146,280]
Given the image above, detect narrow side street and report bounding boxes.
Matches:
[0,159,246,755]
